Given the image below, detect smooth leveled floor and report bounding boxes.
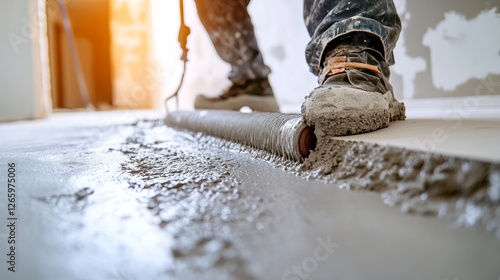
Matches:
[0,111,499,280]
[335,119,500,163]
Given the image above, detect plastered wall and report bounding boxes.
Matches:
[390,0,500,100]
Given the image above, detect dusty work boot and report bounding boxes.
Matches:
[301,35,405,136]
[194,77,280,112]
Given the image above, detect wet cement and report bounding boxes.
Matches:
[120,119,500,279]
[1,112,500,280]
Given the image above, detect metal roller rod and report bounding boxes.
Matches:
[165,110,317,161]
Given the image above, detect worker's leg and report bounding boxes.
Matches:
[301,0,406,135]
[303,0,401,75]
[193,0,279,112]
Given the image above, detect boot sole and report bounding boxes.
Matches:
[194,95,280,112]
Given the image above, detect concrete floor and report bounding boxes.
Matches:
[0,111,499,280]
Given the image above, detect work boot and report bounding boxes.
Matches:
[301,33,405,136]
[194,77,280,112]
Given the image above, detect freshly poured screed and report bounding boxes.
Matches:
[165,110,316,161]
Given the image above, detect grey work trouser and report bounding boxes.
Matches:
[194,0,401,83]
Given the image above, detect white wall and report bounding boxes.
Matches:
[0,0,51,122]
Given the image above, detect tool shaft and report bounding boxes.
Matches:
[166,111,316,161]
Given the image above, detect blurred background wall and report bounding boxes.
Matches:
[46,0,112,109]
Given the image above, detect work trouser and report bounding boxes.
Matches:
[194,0,401,84]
